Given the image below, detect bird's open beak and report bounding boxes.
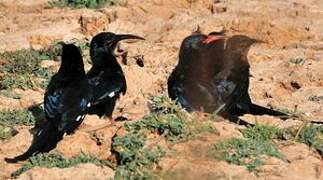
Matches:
[109,34,145,54]
[115,34,145,41]
[202,35,224,44]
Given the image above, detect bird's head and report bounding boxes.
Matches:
[90,32,145,57]
[180,32,225,51]
[58,42,84,75]
[225,35,262,53]
[179,32,225,65]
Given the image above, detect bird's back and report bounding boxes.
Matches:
[86,53,127,118]
[168,37,227,112]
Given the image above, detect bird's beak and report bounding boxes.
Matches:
[108,34,145,54]
[203,35,225,44]
[250,38,265,44]
[115,34,145,42]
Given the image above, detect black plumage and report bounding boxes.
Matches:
[5,43,91,162]
[168,32,288,123]
[86,32,144,120]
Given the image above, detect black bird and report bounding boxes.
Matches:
[5,43,91,162]
[168,32,288,123]
[86,32,144,123]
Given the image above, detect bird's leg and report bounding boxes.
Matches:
[107,116,117,126]
[81,116,116,133]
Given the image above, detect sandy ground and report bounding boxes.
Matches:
[0,0,322,179]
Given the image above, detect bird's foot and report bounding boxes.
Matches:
[78,123,87,130]
[109,118,117,127]
[105,116,117,126]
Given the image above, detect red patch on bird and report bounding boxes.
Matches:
[202,35,224,44]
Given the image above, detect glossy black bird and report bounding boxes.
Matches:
[168,33,288,122]
[86,32,144,122]
[5,43,91,162]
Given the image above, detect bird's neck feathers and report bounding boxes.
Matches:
[179,44,224,69]
[58,59,85,77]
[90,49,118,69]
[90,42,116,60]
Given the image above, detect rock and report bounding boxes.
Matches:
[17,163,114,180]
[79,10,116,38]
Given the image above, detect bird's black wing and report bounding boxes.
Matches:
[44,75,64,124]
[167,66,179,100]
[226,67,251,115]
[167,66,192,109]
[56,79,91,134]
[87,66,126,107]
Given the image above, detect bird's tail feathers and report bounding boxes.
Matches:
[4,121,64,163]
[249,103,289,120]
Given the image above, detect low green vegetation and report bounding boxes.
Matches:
[0,48,57,90]
[125,95,216,142]
[212,138,283,171]
[308,95,323,102]
[0,106,45,140]
[210,123,323,172]
[242,123,296,142]
[210,123,285,172]
[0,109,36,140]
[12,153,112,178]
[0,90,21,99]
[0,126,18,140]
[113,95,217,179]
[112,132,165,179]
[289,58,305,65]
[49,0,117,9]
[0,109,36,127]
[74,40,90,52]
[296,124,323,155]
[0,40,90,90]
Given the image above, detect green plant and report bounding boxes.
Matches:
[308,95,323,102]
[12,153,112,178]
[125,114,186,142]
[0,107,45,140]
[211,138,284,171]
[211,124,284,172]
[112,132,165,179]
[0,49,55,90]
[149,95,185,114]
[49,0,117,9]
[111,95,217,179]
[296,124,323,155]
[0,40,89,90]
[0,109,36,127]
[241,123,280,141]
[0,90,21,99]
[74,40,90,51]
[0,126,18,140]
[126,95,216,142]
[289,58,305,65]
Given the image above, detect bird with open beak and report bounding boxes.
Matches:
[168,32,288,124]
[86,32,145,125]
